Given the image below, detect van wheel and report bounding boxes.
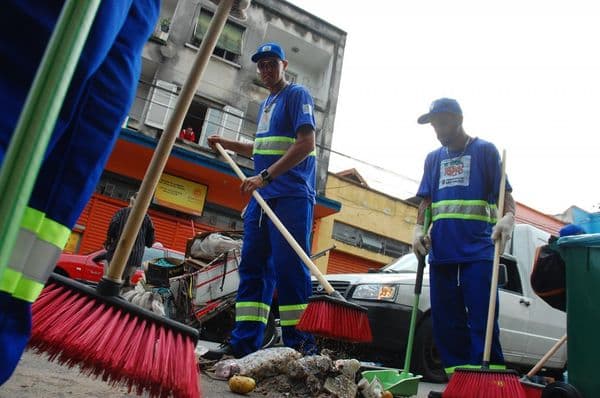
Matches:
[413,316,447,383]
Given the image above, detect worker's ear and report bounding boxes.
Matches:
[282,59,289,71]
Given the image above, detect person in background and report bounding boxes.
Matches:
[203,41,318,359]
[104,192,155,287]
[412,98,515,397]
[179,126,196,142]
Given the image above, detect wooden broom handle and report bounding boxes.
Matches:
[483,149,507,365]
[526,334,567,378]
[215,143,336,295]
[105,0,235,282]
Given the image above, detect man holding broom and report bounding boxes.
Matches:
[204,42,318,359]
[412,98,516,395]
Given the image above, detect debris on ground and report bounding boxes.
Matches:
[202,346,382,397]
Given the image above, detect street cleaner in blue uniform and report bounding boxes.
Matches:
[0,0,159,385]
[205,42,317,359]
[412,98,516,394]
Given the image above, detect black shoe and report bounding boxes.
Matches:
[202,343,236,360]
[428,392,443,398]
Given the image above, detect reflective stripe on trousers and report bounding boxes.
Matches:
[279,303,308,327]
[235,301,270,324]
[0,207,70,302]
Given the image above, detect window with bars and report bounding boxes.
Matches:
[332,221,410,258]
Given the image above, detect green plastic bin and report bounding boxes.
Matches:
[558,233,600,398]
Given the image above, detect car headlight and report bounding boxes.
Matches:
[351,284,397,301]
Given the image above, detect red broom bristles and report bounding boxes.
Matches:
[297,296,372,343]
[443,368,526,398]
[521,381,544,398]
[29,281,201,398]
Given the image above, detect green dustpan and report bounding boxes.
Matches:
[362,212,431,396]
[361,369,422,397]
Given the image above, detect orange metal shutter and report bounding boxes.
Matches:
[77,196,121,253]
[327,250,385,274]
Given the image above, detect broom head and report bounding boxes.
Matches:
[297,293,372,343]
[443,368,526,398]
[29,273,201,398]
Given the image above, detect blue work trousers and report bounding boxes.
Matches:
[230,196,316,356]
[429,260,504,372]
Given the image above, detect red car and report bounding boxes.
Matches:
[54,243,185,285]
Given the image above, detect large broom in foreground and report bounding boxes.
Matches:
[28,1,250,396]
[214,143,372,343]
[442,150,526,398]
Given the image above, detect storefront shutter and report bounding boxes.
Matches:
[327,250,385,274]
[77,196,121,253]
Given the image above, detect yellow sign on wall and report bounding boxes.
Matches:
[153,173,208,216]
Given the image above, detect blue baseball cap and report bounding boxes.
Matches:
[251,42,286,63]
[417,98,463,124]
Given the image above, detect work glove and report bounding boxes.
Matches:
[492,212,515,251]
[412,224,430,257]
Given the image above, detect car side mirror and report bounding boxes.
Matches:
[498,263,508,288]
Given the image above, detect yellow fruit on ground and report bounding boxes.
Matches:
[228,375,256,394]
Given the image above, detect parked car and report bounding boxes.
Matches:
[54,243,185,285]
[314,224,567,382]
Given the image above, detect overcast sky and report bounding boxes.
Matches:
[287,0,600,215]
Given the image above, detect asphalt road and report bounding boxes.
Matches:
[0,350,445,398]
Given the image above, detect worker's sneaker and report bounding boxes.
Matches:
[428,392,443,398]
[202,343,238,360]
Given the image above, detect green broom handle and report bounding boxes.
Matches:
[0,0,101,273]
[215,143,338,296]
[483,149,507,367]
[105,0,235,282]
[402,207,431,374]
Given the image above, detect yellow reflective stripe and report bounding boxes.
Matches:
[279,304,308,311]
[432,199,491,207]
[279,303,308,326]
[235,315,269,323]
[253,136,316,157]
[432,213,498,223]
[235,301,270,324]
[432,199,497,224]
[253,149,317,156]
[255,136,296,143]
[12,276,44,303]
[0,268,22,294]
[445,364,507,374]
[20,207,45,233]
[38,218,70,249]
[236,301,270,311]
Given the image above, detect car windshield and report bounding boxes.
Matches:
[379,253,428,273]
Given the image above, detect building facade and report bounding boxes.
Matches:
[64,0,346,255]
[312,171,417,274]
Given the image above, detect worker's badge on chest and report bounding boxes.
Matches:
[257,104,276,134]
[439,155,471,189]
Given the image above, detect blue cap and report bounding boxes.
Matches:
[559,224,586,237]
[251,42,286,63]
[418,98,463,124]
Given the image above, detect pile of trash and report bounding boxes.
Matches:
[202,347,393,398]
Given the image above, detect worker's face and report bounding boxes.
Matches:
[257,56,287,88]
[430,113,463,146]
